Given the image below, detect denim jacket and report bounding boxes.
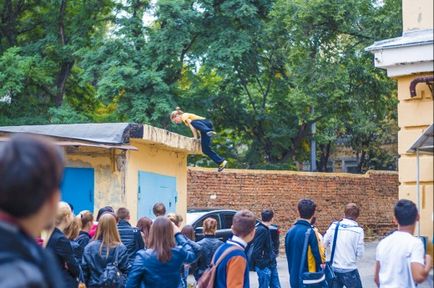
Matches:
[126,233,197,288]
[82,240,129,287]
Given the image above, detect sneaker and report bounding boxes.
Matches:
[206,131,217,137]
[218,160,227,172]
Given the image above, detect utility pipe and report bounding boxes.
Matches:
[409,76,434,97]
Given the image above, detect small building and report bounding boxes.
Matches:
[0,123,201,222]
[366,0,433,253]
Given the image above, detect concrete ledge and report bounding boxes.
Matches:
[140,124,201,154]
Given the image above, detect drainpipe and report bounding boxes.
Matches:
[409,76,434,97]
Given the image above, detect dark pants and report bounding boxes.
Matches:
[331,269,362,288]
[190,120,225,165]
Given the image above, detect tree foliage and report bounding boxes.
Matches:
[0,0,401,171]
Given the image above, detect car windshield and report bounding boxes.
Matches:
[186,212,208,225]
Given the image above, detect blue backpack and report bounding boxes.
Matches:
[98,247,125,288]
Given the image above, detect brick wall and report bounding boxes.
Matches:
[187,168,399,239]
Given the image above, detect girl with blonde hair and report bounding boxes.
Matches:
[171,107,227,171]
[82,213,128,287]
[46,201,81,288]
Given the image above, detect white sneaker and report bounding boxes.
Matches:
[206,131,217,137]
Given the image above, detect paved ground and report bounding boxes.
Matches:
[249,241,433,288]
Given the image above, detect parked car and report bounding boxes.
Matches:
[186,208,280,250]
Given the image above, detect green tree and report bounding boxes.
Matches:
[0,0,113,124]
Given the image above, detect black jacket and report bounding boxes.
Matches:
[0,220,66,288]
[194,235,224,280]
[75,231,91,261]
[82,240,129,287]
[117,220,144,265]
[251,222,276,269]
[47,227,82,288]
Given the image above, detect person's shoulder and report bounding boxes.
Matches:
[135,248,150,258]
[256,223,267,232]
[377,231,398,249]
[117,242,128,251]
[0,259,46,287]
[84,239,100,251]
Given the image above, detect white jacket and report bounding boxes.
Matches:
[323,218,364,271]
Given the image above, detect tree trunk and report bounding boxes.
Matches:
[356,150,367,173]
[54,0,71,106]
[54,61,74,106]
[317,142,331,172]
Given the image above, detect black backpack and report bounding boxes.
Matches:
[98,247,125,288]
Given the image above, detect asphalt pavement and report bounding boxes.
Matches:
[249,241,433,288]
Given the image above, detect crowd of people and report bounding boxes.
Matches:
[0,134,432,288]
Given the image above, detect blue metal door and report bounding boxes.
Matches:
[137,171,177,219]
[61,167,94,213]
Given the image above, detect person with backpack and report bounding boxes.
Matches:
[323,203,364,288]
[126,216,198,288]
[198,210,256,288]
[194,218,224,281]
[116,208,145,266]
[82,213,129,288]
[285,199,324,288]
[0,134,66,288]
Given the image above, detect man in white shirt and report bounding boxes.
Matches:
[324,203,364,288]
[375,199,432,287]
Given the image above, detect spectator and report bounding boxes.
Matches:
[375,199,432,287]
[76,210,94,258]
[65,215,83,264]
[195,218,224,281]
[0,134,65,288]
[126,216,197,288]
[180,225,202,288]
[181,225,196,241]
[153,202,167,218]
[213,210,256,288]
[82,213,129,287]
[137,216,153,247]
[324,203,364,288]
[47,201,82,288]
[310,216,326,272]
[89,206,115,238]
[251,209,281,288]
[117,207,145,265]
[168,213,184,227]
[285,199,324,288]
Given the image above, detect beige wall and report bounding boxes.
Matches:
[402,0,433,31]
[396,74,434,254]
[65,146,127,214]
[125,139,188,224]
